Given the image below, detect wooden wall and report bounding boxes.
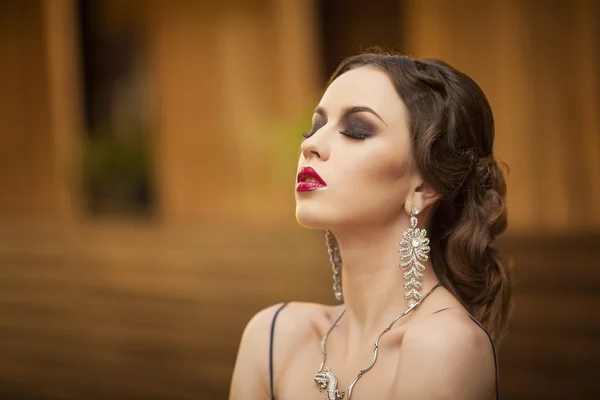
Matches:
[498,235,600,399]
[0,1,69,217]
[0,222,331,400]
[0,0,80,218]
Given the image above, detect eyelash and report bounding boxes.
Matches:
[340,130,368,140]
[301,129,367,140]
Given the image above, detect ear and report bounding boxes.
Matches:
[404,179,441,216]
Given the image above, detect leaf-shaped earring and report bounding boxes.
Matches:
[399,207,430,307]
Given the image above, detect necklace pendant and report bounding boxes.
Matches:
[314,367,345,399]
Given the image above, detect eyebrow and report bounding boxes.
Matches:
[314,105,388,127]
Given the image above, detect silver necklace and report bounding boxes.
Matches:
[314,282,442,400]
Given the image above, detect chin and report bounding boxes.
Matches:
[295,204,330,230]
[295,211,323,229]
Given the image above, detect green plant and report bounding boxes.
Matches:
[80,127,152,213]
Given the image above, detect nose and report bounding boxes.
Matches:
[300,128,329,161]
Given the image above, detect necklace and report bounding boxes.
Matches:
[314,282,442,400]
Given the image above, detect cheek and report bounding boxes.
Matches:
[340,150,411,216]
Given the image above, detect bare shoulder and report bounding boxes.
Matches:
[394,308,496,400]
[269,301,336,334]
[230,302,334,400]
[239,301,333,356]
[229,303,288,399]
[267,301,339,360]
[405,308,494,353]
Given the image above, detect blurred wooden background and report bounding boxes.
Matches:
[0,222,331,400]
[0,0,598,399]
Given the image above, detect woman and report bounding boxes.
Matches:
[230,52,511,400]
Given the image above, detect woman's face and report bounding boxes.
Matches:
[295,66,416,230]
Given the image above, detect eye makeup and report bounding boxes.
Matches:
[301,108,380,140]
[340,115,375,140]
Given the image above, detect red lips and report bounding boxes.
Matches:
[297,166,327,192]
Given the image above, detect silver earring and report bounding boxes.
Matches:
[325,230,343,301]
[399,207,430,307]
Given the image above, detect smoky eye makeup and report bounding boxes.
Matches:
[340,115,376,139]
[345,115,376,132]
[301,110,380,140]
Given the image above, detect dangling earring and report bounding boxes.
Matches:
[399,207,430,307]
[325,230,343,301]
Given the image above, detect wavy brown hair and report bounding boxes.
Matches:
[329,52,512,344]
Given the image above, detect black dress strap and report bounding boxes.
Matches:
[269,302,289,400]
[467,314,500,400]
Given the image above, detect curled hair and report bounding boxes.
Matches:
[330,52,512,343]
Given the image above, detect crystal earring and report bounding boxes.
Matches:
[325,230,343,301]
[399,207,430,307]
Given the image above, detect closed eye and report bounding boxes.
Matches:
[340,130,368,140]
[303,128,369,140]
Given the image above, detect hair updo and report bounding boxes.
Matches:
[329,52,512,343]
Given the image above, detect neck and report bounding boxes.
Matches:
[332,219,439,345]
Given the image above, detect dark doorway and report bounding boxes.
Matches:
[77,0,154,217]
[317,0,405,82]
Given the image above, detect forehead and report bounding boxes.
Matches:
[320,66,408,127]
